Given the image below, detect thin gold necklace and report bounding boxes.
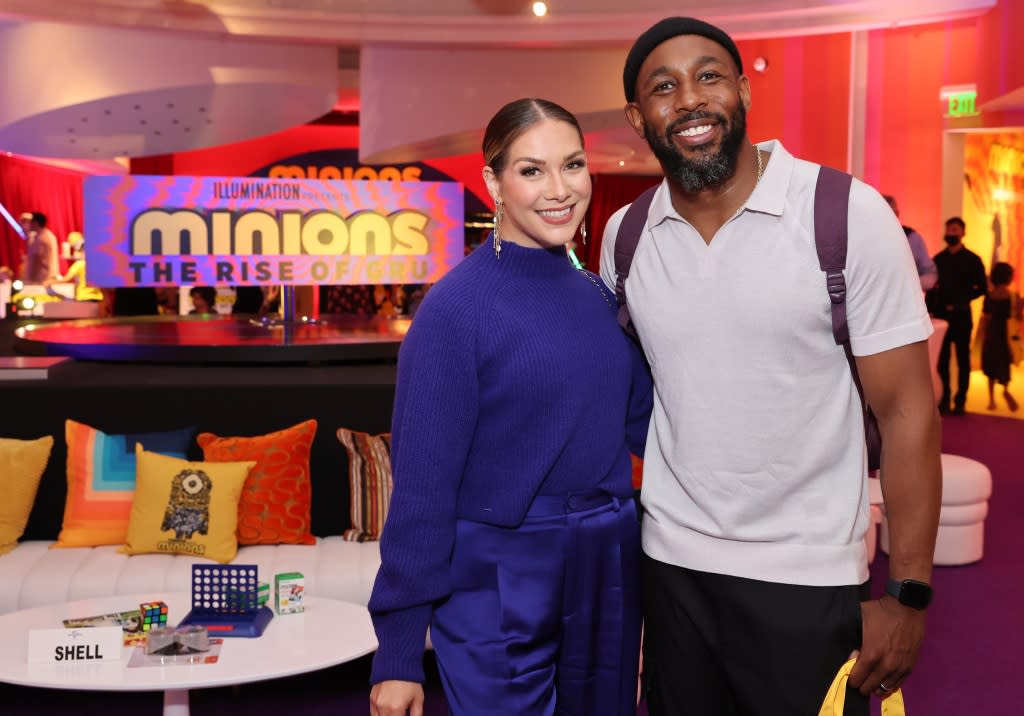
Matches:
[755,146,764,181]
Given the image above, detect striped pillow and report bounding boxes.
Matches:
[337,428,392,542]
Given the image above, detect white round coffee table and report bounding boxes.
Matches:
[0,592,377,715]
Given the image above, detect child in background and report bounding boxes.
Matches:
[980,262,1022,411]
[189,286,218,315]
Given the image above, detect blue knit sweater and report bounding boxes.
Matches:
[368,238,653,684]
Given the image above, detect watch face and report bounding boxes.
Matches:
[900,580,933,609]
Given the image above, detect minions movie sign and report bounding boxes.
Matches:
[83,176,464,286]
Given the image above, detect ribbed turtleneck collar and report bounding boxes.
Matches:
[486,234,574,275]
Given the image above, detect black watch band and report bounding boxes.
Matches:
[886,578,933,610]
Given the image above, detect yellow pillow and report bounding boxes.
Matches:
[0,436,54,555]
[120,446,255,564]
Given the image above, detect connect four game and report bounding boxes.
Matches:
[178,564,274,638]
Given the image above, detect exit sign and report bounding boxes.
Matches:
[947,91,977,117]
[940,84,979,118]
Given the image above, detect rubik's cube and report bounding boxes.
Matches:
[139,601,169,633]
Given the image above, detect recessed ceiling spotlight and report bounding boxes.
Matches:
[532,2,547,17]
[618,160,625,167]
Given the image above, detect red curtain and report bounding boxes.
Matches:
[0,155,86,277]
[580,173,662,274]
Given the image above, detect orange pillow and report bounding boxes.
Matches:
[197,420,317,545]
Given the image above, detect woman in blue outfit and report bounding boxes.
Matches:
[368,98,653,716]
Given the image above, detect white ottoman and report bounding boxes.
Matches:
[880,453,992,565]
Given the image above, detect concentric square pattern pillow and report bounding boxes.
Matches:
[197,419,318,545]
[54,420,195,548]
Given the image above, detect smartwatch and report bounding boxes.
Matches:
[886,578,933,610]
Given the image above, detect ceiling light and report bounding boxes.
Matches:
[533,2,547,17]
[618,160,625,167]
[753,57,769,73]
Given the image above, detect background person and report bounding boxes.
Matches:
[601,17,941,715]
[883,195,937,290]
[978,261,1021,411]
[929,216,988,415]
[369,98,652,716]
[50,232,103,302]
[19,211,59,284]
[188,286,218,314]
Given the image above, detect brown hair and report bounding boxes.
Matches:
[482,98,584,175]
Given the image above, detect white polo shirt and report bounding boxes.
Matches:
[600,140,932,586]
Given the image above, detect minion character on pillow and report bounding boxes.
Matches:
[161,469,213,540]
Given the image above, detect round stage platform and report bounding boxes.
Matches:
[13,314,411,363]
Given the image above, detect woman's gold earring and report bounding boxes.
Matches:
[493,202,503,259]
[580,218,587,246]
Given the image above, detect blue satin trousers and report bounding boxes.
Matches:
[431,491,642,716]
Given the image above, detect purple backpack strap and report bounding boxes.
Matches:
[813,166,854,344]
[814,165,881,471]
[614,185,659,339]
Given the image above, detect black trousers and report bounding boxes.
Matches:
[642,554,869,716]
[937,311,973,409]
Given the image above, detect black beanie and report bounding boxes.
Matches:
[623,17,743,102]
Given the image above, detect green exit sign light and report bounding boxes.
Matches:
[946,91,977,118]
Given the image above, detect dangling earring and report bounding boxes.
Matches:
[493,201,503,259]
[580,218,588,246]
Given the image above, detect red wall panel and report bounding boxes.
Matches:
[865,18,980,253]
[738,33,851,171]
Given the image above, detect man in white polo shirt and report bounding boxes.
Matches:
[600,17,942,716]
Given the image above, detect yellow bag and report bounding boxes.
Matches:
[819,659,906,716]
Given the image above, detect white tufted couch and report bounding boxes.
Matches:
[0,539,382,615]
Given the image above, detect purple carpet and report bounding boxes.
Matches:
[2,412,1019,714]
[865,411,1023,716]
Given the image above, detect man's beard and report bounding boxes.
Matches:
[644,103,747,193]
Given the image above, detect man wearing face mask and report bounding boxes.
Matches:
[929,217,987,415]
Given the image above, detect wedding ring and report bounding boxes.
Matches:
[878,682,894,693]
